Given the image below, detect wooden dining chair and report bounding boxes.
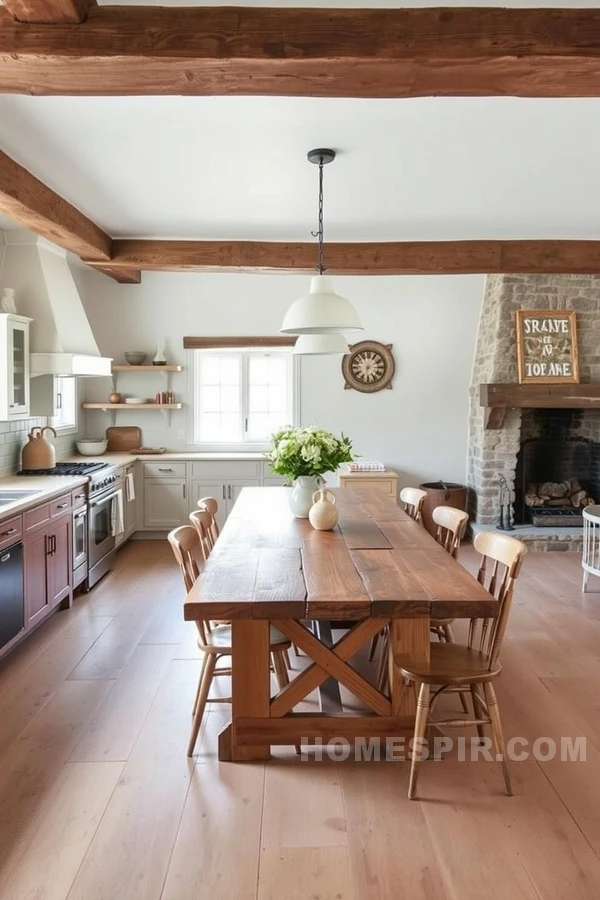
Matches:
[400,487,427,524]
[394,530,527,799]
[168,525,293,757]
[430,506,470,643]
[188,509,214,560]
[197,496,220,548]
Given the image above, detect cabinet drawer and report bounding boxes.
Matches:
[50,494,72,518]
[24,503,51,533]
[190,461,261,480]
[72,487,87,509]
[0,515,22,551]
[143,461,187,479]
[339,477,397,498]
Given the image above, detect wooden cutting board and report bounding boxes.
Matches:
[106,426,142,453]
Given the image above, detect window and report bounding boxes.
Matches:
[52,376,77,433]
[192,348,297,447]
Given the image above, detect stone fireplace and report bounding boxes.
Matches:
[467,273,600,549]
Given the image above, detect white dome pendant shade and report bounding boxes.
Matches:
[293,332,350,355]
[281,275,362,335]
[280,148,363,339]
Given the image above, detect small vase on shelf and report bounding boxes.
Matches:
[152,343,167,366]
[0,288,17,315]
[289,476,320,518]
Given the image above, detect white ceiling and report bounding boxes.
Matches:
[2,92,600,241]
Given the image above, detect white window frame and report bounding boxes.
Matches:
[51,376,78,435]
[189,347,300,451]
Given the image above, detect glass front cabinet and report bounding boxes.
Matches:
[0,314,32,421]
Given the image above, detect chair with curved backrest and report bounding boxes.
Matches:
[394,530,527,799]
[188,509,214,561]
[400,487,427,524]
[197,496,220,548]
[168,525,293,757]
[430,506,470,643]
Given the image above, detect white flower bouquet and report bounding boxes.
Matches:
[266,426,354,480]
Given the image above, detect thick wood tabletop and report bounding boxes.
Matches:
[183,486,497,622]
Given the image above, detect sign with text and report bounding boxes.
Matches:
[516,310,579,384]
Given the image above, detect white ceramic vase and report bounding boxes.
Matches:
[289,476,320,518]
[0,288,17,315]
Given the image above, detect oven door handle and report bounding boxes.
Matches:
[90,491,120,509]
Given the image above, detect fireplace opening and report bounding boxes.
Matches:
[515,410,600,526]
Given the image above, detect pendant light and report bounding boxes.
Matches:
[293,334,350,355]
[280,149,363,336]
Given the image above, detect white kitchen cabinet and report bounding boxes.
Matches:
[190,477,260,525]
[143,479,187,529]
[0,314,32,421]
[228,480,261,510]
[191,480,229,530]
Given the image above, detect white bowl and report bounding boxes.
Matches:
[76,439,108,456]
[124,397,152,405]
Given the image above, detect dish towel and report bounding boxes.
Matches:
[110,489,125,537]
[125,472,135,502]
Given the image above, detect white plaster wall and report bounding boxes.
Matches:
[74,266,484,487]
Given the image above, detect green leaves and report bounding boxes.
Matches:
[266,426,354,479]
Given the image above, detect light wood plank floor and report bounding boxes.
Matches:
[1,540,600,899]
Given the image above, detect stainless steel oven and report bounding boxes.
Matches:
[88,467,123,588]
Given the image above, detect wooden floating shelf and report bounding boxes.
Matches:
[111,365,182,372]
[83,403,182,410]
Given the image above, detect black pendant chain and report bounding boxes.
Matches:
[307,148,336,276]
[311,158,326,274]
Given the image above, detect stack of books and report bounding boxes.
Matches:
[345,461,386,472]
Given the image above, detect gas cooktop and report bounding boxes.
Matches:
[17,462,109,477]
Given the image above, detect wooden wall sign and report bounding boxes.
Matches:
[515,310,579,384]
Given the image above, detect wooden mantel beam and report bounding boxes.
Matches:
[86,239,600,276]
[0,149,111,262]
[2,1,95,24]
[2,6,600,97]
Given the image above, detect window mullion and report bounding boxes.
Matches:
[241,352,249,443]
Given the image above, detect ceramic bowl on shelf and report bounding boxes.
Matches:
[124,351,147,365]
[76,438,108,456]
[124,397,152,405]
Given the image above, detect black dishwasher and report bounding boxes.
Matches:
[0,541,24,651]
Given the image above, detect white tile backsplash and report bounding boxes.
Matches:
[0,418,78,476]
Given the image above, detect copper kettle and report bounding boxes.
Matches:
[22,426,57,470]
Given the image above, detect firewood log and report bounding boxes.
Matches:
[525,492,544,507]
[571,490,587,508]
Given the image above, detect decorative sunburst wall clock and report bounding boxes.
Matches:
[341,341,395,393]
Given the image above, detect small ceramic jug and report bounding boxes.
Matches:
[309,489,339,531]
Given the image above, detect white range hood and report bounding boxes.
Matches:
[0,229,112,377]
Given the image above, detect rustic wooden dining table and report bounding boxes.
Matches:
[183,486,498,762]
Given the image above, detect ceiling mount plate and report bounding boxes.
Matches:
[307,148,336,165]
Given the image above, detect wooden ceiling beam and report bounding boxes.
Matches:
[2,1,95,24]
[87,239,600,276]
[1,6,600,97]
[91,265,141,284]
[0,149,111,262]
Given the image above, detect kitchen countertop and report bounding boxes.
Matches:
[0,474,87,522]
[65,451,268,465]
